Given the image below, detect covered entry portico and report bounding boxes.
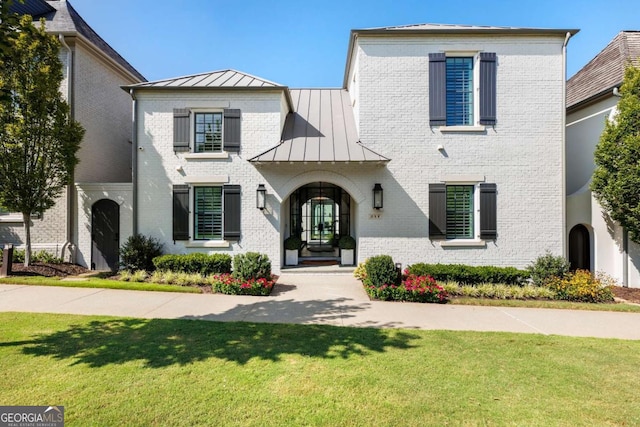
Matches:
[289,182,351,261]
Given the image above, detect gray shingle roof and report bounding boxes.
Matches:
[125,69,284,89]
[567,31,640,110]
[28,1,145,82]
[250,89,389,163]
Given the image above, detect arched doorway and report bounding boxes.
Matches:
[91,199,120,271]
[289,182,351,261]
[569,224,591,271]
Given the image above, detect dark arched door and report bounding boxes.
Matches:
[92,199,119,271]
[569,224,590,271]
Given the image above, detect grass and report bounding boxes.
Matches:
[0,276,202,293]
[450,296,640,312]
[1,312,639,426]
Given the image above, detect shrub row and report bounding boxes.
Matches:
[407,263,528,285]
[546,270,615,303]
[365,274,448,303]
[153,253,232,276]
[6,249,64,264]
[210,273,274,296]
[441,282,555,300]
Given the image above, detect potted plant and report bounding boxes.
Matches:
[284,236,302,266]
[338,235,356,266]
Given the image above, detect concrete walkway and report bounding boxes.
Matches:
[2,274,640,340]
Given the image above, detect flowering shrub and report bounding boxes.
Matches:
[365,273,448,303]
[209,273,275,296]
[545,269,615,303]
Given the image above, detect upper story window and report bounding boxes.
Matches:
[194,113,223,153]
[446,57,474,126]
[429,52,497,128]
[172,108,241,154]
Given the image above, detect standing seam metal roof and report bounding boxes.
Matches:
[249,89,389,163]
[124,69,284,89]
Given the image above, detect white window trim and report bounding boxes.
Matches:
[440,178,485,245]
[189,184,226,244]
[440,51,481,128]
[191,109,225,155]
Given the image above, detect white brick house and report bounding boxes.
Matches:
[0,0,144,269]
[126,24,576,273]
[566,31,640,287]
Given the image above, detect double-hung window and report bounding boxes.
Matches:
[194,113,223,153]
[429,52,497,127]
[429,182,497,242]
[445,57,474,126]
[172,108,241,153]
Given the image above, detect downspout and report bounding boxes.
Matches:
[59,34,75,262]
[130,89,138,236]
[611,86,628,287]
[561,31,570,259]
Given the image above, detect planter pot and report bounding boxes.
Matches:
[340,249,354,266]
[285,249,298,266]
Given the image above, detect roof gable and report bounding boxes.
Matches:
[14,0,146,82]
[567,31,640,110]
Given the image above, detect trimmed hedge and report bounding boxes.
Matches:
[407,263,528,285]
[152,253,232,275]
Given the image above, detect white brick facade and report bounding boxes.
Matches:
[134,32,568,273]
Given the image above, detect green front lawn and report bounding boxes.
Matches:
[0,276,202,293]
[1,312,639,426]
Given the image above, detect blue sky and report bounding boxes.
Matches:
[70,0,638,87]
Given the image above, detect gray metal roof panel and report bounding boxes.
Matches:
[249,89,390,163]
[126,69,286,89]
[9,0,55,16]
[567,31,640,110]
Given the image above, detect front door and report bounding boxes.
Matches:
[91,199,120,271]
[289,182,351,258]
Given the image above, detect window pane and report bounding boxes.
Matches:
[194,187,223,240]
[446,185,474,239]
[446,57,474,126]
[194,113,223,152]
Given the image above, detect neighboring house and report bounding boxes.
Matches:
[0,0,145,269]
[566,31,640,287]
[124,24,576,273]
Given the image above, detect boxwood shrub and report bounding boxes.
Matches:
[407,263,528,285]
[232,252,271,281]
[152,253,232,275]
[365,255,399,287]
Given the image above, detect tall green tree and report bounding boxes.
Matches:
[0,13,84,266]
[591,64,640,242]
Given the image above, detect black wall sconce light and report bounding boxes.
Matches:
[256,184,266,210]
[373,183,383,209]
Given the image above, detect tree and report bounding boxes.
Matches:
[591,64,640,242]
[0,13,84,266]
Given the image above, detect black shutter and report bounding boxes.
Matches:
[173,185,190,240]
[223,185,241,240]
[429,53,447,126]
[223,109,241,152]
[173,108,190,152]
[479,183,497,240]
[479,53,497,125]
[429,183,447,240]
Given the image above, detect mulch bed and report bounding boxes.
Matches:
[612,286,640,304]
[4,262,90,278]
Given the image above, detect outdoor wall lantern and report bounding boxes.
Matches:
[256,184,266,210]
[373,183,383,209]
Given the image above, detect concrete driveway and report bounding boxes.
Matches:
[1,273,640,340]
